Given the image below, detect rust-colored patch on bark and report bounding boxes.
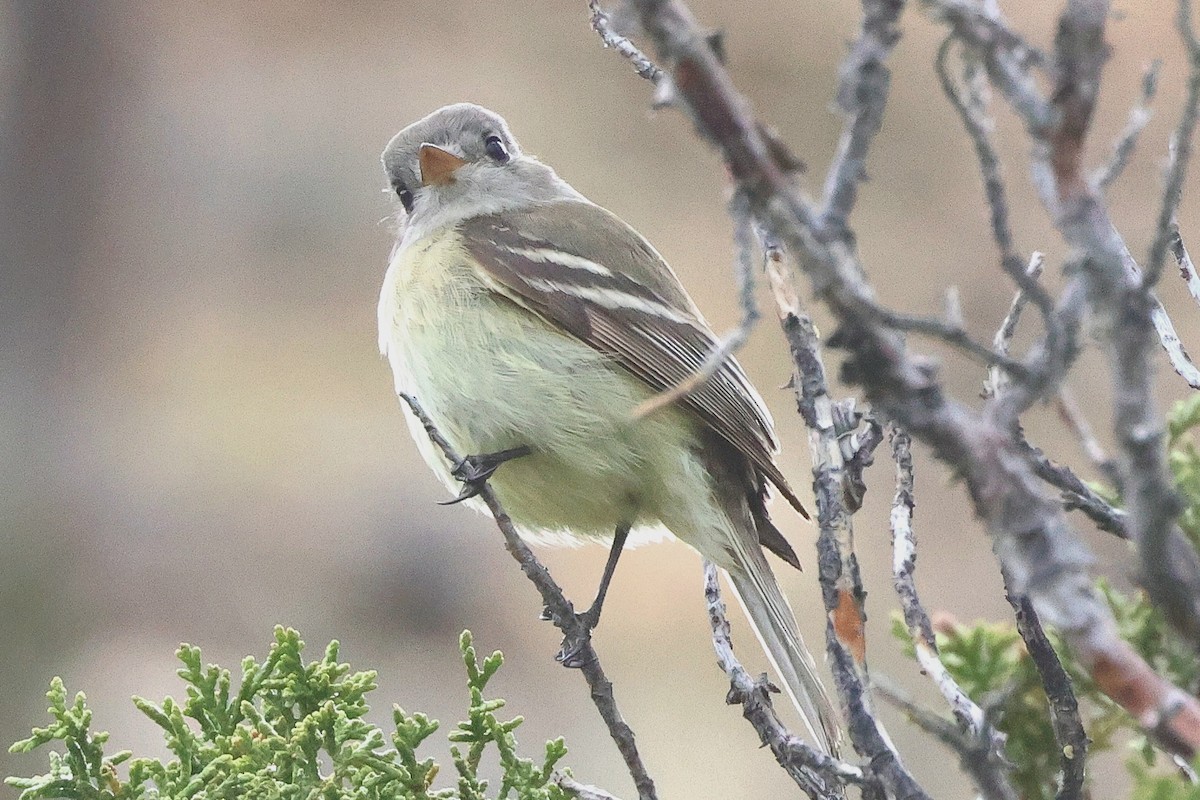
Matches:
[1090,643,1200,757]
[1089,647,1157,718]
[832,588,867,664]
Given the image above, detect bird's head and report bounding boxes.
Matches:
[382,103,578,242]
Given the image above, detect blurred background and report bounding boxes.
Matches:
[2,1,1197,797]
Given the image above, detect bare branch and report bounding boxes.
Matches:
[985,252,1046,399]
[400,394,658,800]
[890,425,1016,800]
[769,293,929,800]
[819,0,904,233]
[924,0,1054,134]
[935,38,1055,323]
[874,679,1018,800]
[1093,60,1161,191]
[703,562,864,800]
[555,774,626,800]
[1019,435,1129,538]
[1144,0,1200,287]
[932,0,1200,646]
[1005,589,1088,800]
[589,0,664,85]
[1173,230,1200,306]
[619,0,1200,758]
[1150,302,1200,389]
[866,302,1034,379]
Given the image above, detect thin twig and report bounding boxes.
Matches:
[874,678,1018,800]
[1005,588,1088,800]
[1149,302,1200,389]
[1093,60,1161,190]
[1144,0,1200,287]
[1020,435,1129,538]
[818,0,905,233]
[554,774,625,800]
[866,302,1034,379]
[771,293,929,800]
[889,425,1015,800]
[936,0,1200,646]
[935,38,1055,324]
[400,394,658,800]
[703,562,864,800]
[985,252,1046,399]
[632,193,759,418]
[1172,230,1200,307]
[589,0,664,85]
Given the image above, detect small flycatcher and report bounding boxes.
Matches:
[378,103,840,753]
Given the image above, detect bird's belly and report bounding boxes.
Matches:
[388,284,695,542]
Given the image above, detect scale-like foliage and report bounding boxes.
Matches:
[8,628,571,800]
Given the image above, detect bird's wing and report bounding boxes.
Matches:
[458,200,809,520]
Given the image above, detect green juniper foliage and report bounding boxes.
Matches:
[890,395,1200,800]
[7,628,570,800]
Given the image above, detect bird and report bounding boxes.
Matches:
[377,102,841,754]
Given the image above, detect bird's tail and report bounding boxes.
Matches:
[725,546,842,756]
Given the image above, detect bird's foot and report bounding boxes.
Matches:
[439,445,532,505]
[546,525,629,669]
[555,607,601,669]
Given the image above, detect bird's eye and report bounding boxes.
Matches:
[394,183,414,213]
[484,134,510,164]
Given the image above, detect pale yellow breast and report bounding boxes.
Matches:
[377,227,734,552]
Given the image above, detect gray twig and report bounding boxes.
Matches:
[702,562,864,800]
[985,252,1046,400]
[399,394,657,800]
[935,38,1055,324]
[589,0,664,85]
[554,774,625,800]
[1020,435,1129,538]
[934,0,1200,648]
[874,678,1017,800]
[818,0,904,233]
[1173,230,1200,307]
[1144,0,1200,287]
[932,1,1200,391]
[1093,60,1161,191]
[865,302,1033,379]
[889,425,1015,800]
[1005,589,1088,800]
[774,301,929,800]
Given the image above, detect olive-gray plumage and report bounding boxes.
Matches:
[377,103,840,753]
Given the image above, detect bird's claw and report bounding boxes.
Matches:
[556,614,599,669]
[438,445,532,506]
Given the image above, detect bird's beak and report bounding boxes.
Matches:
[418,143,467,186]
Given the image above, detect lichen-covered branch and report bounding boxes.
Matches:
[818,0,904,233]
[928,0,1200,654]
[702,562,864,800]
[890,426,1015,800]
[767,283,928,800]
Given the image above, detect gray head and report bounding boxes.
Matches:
[382,103,582,242]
